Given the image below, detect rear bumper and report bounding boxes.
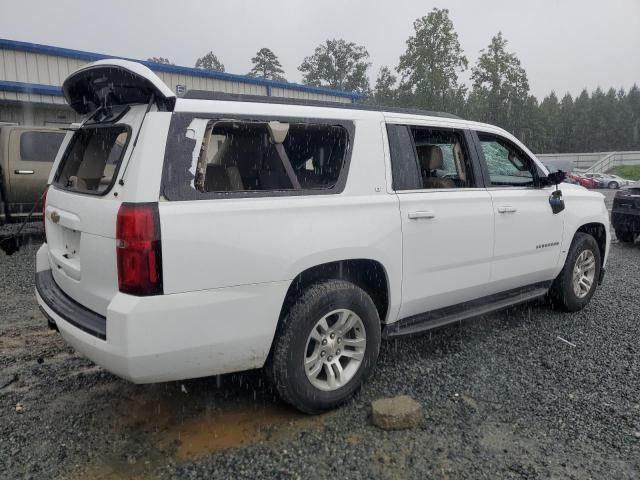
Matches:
[35,244,288,383]
[36,270,106,339]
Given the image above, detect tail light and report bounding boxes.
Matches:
[42,187,48,243]
[116,203,163,296]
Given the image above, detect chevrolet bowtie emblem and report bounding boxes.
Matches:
[50,211,60,224]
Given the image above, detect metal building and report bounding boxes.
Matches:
[0,38,359,127]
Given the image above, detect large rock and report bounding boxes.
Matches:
[371,395,422,430]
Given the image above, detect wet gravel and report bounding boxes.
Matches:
[1,225,639,479]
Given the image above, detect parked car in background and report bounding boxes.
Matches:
[611,182,640,243]
[0,125,66,223]
[583,172,633,189]
[567,173,595,189]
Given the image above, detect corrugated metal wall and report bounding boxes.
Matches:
[0,45,354,126]
[270,86,347,103]
[154,70,267,97]
[0,49,86,88]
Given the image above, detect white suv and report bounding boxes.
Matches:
[36,60,610,413]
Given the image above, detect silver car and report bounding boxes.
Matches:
[583,173,633,189]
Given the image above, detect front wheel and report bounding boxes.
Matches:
[267,280,381,414]
[608,181,619,189]
[549,232,601,312]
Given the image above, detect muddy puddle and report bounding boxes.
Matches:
[72,376,330,478]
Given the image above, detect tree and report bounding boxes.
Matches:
[614,88,632,151]
[373,66,397,106]
[195,51,225,72]
[627,85,640,148]
[572,89,593,151]
[248,48,286,81]
[557,93,575,152]
[299,39,371,94]
[396,8,468,114]
[538,91,561,152]
[470,32,530,137]
[147,56,172,65]
[591,87,619,151]
[521,95,544,150]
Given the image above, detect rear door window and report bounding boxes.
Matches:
[386,124,476,190]
[20,131,65,162]
[195,121,348,193]
[53,126,130,195]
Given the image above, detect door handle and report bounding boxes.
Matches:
[408,210,436,220]
[497,205,517,213]
[14,170,34,175]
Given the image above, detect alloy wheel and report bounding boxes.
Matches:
[572,249,596,298]
[304,309,366,391]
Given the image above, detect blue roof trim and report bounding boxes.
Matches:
[0,79,63,96]
[0,38,361,101]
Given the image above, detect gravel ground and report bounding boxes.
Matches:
[1,202,639,479]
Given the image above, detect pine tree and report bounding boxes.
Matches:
[373,67,397,106]
[470,32,530,137]
[538,92,561,152]
[299,39,371,94]
[195,51,225,72]
[248,48,286,81]
[572,90,593,152]
[396,8,467,114]
[521,95,544,150]
[558,93,575,152]
[627,85,640,148]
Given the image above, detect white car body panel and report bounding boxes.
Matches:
[37,242,288,381]
[43,105,157,316]
[35,62,610,384]
[486,186,565,292]
[396,189,494,318]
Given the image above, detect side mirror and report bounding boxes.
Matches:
[541,170,567,187]
[549,189,565,214]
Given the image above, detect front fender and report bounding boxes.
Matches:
[556,189,610,274]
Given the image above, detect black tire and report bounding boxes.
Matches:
[608,181,619,189]
[616,229,636,244]
[267,280,381,414]
[549,232,601,312]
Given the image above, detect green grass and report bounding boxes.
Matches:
[612,165,640,181]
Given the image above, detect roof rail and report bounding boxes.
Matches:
[181,90,462,119]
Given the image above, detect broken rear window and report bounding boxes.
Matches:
[194,121,348,193]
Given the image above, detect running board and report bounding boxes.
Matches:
[384,283,551,338]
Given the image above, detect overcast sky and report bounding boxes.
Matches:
[1,0,638,99]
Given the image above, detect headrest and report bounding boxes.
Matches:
[417,145,444,171]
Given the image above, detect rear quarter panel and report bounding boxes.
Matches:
[159,115,403,322]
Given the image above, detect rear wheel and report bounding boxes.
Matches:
[549,232,601,312]
[267,280,381,414]
[616,230,636,243]
[608,181,619,189]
